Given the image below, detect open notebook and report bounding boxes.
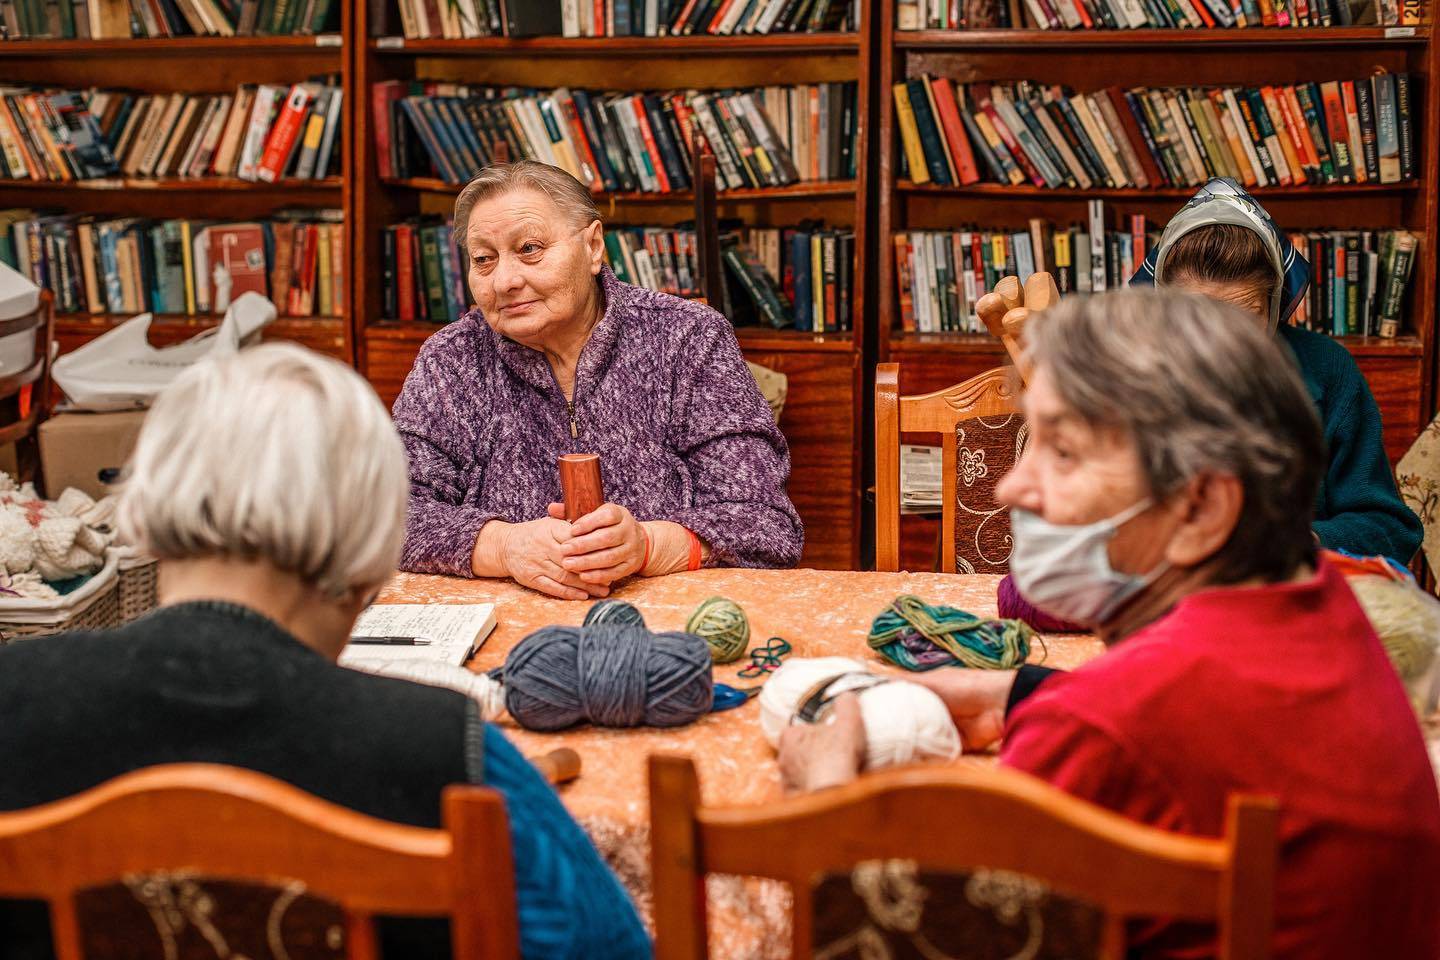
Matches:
[338,603,496,669]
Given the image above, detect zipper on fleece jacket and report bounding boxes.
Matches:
[566,400,578,439]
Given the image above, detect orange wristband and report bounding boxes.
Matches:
[686,528,702,571]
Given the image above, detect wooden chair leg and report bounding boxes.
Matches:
[650,755,708,960]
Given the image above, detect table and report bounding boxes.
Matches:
[379,568,1105,958]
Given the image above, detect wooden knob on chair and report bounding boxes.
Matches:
[1024,271,1060,311]
[532,748,582,785]
[993,275,1023,311]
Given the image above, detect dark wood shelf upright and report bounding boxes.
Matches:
[352,3,874,570]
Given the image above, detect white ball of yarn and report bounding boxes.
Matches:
[759,656,961,770]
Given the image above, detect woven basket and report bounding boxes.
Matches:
[0,551,122,644]
[114,547,159,624]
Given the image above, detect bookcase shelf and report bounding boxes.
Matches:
[8,4,358,369]
[0,177,343,193]
[878,0,1439,571]
[370,320,855,353]
[0,36,344,57]
[886,329,1424,356]
[354,0,873,570]
[895,26,1430,48]
[369,33,860,55]
[54,314,349,360]
[383,177,859,203]
[897,180,1423,197]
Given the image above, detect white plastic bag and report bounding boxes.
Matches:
[52,293,275,410]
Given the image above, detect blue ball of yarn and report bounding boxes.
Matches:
[502,625,714,731]
[583,598,647,629]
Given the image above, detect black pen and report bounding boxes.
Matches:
[349,635,433,646]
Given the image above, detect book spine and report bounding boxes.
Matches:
[1351,79,1380,184]
[892,82,930,184]
[1395,73,1415,181]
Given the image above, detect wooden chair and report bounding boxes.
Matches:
[0,763,519,960]
[874,360,1023,574]
[650,755,1278,960]
[0,289,56,486]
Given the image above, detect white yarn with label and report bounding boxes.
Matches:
[759,656,962,769]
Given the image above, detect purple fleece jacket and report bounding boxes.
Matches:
[393,267,804,577]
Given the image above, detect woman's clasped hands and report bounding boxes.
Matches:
[477,503,649,601]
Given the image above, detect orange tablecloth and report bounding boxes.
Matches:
[379,568,1106,958]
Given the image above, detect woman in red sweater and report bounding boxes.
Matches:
[781,288,1440,959]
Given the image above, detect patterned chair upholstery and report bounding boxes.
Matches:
[953,415,1028,575]
[76,874,346,960]
[812,861,1103,960]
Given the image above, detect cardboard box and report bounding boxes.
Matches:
[39,410,148,500]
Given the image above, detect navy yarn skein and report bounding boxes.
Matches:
[502,624,714,731]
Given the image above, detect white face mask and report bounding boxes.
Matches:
[1009,500,1169,627]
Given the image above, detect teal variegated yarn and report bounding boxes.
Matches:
[583,599,647,629]
[867,594,1037,672]
[686,596,750,664]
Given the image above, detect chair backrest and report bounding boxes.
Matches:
[875,361,1023,573]
[0,289,55,449]
[650,755,1278,960]
[0,763,519,960]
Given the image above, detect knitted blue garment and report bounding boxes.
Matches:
[480,725,650,959]
[1278,324,1423,568]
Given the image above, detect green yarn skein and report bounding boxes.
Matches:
[867,594,1036,672]
[686,596,751,664]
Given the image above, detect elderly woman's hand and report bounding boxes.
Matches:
[552,502,648,587]
[777,693,866,794]
[475,517,610,601]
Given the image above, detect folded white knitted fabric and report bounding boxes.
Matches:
[0,478,116,582]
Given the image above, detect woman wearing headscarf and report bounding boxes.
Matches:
[1000,178,1422,630]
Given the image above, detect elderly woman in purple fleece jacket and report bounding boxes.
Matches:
[393,161,804,600]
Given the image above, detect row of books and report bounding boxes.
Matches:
[374,81,859,192]
[0,0,339,39]
[893,73,1416,191]
[723,224,854,332]
[1290,229,1418,338]
[0,81,342,183]
[383,0,856,38]
[896,0,1418,28]
[379,214,853,333]
[0,209,344,318]
[893,207,1416,338]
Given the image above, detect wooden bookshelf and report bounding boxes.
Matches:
[0,36,344,56]
[877,3,1440,570]
[368,33,861,55]
[352,2,874,570]
[0,17,354,364]
[895,25,1432,46]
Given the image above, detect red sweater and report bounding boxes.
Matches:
[1001,560,1440,959]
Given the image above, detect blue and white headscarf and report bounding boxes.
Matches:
[1128,177,1311,332]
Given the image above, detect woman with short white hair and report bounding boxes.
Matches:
[0,343,649,960]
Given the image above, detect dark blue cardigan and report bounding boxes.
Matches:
[1278,323,1423,567]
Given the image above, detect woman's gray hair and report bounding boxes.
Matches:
[1027,288,1324,583]
[452,160,602,255]
[117,343,408,598]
